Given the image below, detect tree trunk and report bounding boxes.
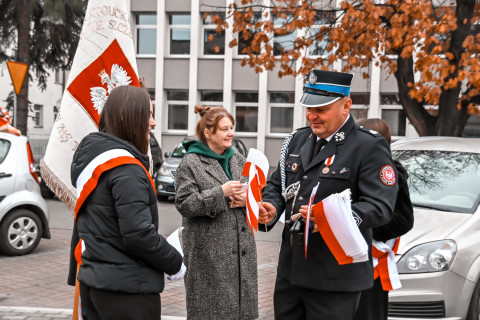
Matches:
[16,0,30,136]
[394,56,435,136]
[435,0,474,136]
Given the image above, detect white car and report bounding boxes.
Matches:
[0,132,50,256]
[389,137,480,320]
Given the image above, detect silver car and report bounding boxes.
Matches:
[0,132,50,256]
[389,137,480,320]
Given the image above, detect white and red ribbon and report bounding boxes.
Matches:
[241,148,269,234]
[305,182,319,258]
[324,155,335,167]
[372,237,402,291]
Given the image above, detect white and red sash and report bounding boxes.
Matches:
[73,148,155,262]
[372,237,402,291]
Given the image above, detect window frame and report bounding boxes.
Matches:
[165,89,189,133]
[33,104,44,128]
[201,12,226,57]
[234,91,259,136]
[135,13,157,58]
[267,91,295,136]
[167,13,191,57]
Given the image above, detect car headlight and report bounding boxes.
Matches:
[157,163,173,178]
[397,240,457,274]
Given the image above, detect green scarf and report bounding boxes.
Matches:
[183,140,235,179]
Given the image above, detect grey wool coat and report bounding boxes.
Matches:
[175,151,258,320]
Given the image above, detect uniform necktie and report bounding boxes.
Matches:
[311,138,327,162]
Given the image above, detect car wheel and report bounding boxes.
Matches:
[157,194,169,201]
[466,279,480,320]
[0,209,43,256]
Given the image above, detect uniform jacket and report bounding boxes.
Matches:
[262,116,399,292]
[70,132,182,293]
[175,151,258,320]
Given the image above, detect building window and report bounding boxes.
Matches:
[169,14,191,55]
[54,70,63,84]
[200,90,223,106]
[203,12,225,55]
[34,104,43,127]
[382,109,406,136]
[166,90,188,131]
[53,106,59,122]
[237,12,262,56]
[308,11,336,56]
[273,14,297,56]
[380,93,406,136]
[269,92,294,134]
[136,14,157,55]
[235,92,258,133]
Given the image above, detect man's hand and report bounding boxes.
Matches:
[258,201,276,224]
[299,204,315,221]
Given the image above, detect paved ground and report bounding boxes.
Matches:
[0,206,281,319]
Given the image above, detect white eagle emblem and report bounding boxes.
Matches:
[307,71,317,85]
[90,64,132,114]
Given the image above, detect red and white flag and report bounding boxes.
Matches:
[41,0,140,211]
[372,237,402,291]
[312,189,369,265]
[241,148,269,234]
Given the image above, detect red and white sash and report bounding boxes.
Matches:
[372,237,402,291]
[72,149,154,320]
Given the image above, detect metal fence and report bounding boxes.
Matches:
[27,128,51,163]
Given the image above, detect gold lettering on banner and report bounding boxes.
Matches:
[55,121,80,152]
[81,6,132,40]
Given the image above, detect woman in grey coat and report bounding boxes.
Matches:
[175,105,258,320]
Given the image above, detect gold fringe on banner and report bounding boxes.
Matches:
[40,159,77,213]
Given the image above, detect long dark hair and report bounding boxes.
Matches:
[99,86,150,154]
[195,105,235,143]
[357,118,392,145]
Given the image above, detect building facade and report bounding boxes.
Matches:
[132,0,426,165]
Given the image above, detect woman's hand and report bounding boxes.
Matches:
[222,181,244,197]
[229,193,246,208]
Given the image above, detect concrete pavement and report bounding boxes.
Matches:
[0,200,282,320]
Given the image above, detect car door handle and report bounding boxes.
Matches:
[0,172,12,178]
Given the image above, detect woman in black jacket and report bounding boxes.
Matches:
[355,118,414,320]
[70,86,183,320]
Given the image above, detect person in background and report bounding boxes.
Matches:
[175,105,258,320]
[71,85,183,320]
[354,118,414,320]
[257,69,399,320]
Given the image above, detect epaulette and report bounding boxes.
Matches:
[358,126,383,138]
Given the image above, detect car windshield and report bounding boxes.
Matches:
[393,150,480,214]
[171,143,186,157]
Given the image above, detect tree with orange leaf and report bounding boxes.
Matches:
[209,0,480,136]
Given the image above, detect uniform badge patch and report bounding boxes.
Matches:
[308,71,317,85]
[380,165,396,185]
[334,132,345,142]
[292,163,298,172]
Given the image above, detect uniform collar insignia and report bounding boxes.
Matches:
[334,132,345,142]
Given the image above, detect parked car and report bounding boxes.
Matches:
[0,132,51,256]
[388,137,480,320]
[155,136,248,201]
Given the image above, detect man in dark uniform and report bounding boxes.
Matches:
[258,69,399,320]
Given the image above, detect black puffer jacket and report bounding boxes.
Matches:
[373,160,414,242]
[70,132,182,293]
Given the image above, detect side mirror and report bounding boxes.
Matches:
[164,152,171,158]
